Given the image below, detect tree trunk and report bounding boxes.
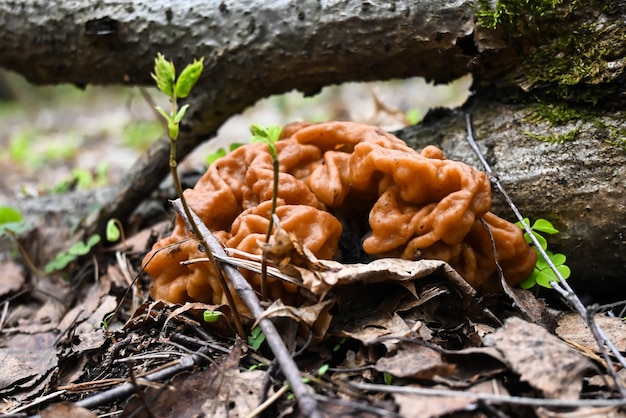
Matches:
[1,0,625,289]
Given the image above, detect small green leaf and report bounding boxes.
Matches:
[106,219,121,242]
[547,252,566,267]
[524,231,547,250]
[248,327,266,350]
[68,234,101,256]
[405,109,422,125]
[535,250,552,270]
[384,372,393,385]
[229,142,245,152]
[173,104,190,123]
[152,53,176,96]
[532,219,559,234]
[45,253,77,274]
[515,218,531,230]
[175,57,204,98]
[535,265,570,288]
[0,205,22,224]
[317,364,330,376]
[203,310,222,323]
[206,148,227,166]
[520,269,540,289]
[155,106,172,123]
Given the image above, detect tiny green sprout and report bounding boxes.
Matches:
[205,142,245,166]
[332,338,346,353]
[175,57,204,99]
[251,124,282,159]
[317,364,330,377]
[151,53,176,97]
[45,234,101,274]
[203,310,223,323]
[250,124,282,299]
[248,362,268,372]
[516,218,571,289]
[248,326,266,350]
[100,312,116,335]
[105,218,122,242]
[384,372,393,385]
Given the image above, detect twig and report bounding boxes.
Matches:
[352,382,626,408]
[171,199,321,418]
[465,113,626,397]
[25,349,209,418]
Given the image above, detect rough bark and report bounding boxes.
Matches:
[1,0,625,288]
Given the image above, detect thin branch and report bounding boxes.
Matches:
[170,199,321,418]
[352,382,626,408]
[465,113,626,397]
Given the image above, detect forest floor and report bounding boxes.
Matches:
[1,71,626,418]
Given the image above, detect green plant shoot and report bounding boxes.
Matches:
[250,124,282,300]
[203,310,223,323]
[248,326,266,350]
[45,234,101,274]
[516,218,571,289]
[151,53,245,338]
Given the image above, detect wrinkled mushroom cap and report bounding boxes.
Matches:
[143,121,536,310]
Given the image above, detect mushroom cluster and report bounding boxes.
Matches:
[143,121,536,308]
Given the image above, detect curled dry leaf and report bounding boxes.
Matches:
[483,317,592,400]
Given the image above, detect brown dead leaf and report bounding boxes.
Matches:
[0,261,25,297]
[254,299,334,341]
[483,317,592,399]
[376,344,455,379]
[41,402,97,418]
[0,332,58,399]
[336,312,411,347]
[556,313,626,354]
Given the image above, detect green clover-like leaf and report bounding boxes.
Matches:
[535,265,571,288]
[520,269,540,289]
[524,231,547,250]
[152,53,176,96]
[175,57,204,99]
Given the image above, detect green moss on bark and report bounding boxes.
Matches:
[475,0,626,104]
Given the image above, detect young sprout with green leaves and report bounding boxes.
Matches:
[151,53,245,338]
[250,124,282,300]
[515,218,571,289]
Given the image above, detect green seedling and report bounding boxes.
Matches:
[516,218,571,289]
[384,372,393,385]
[202,310,223,323]
[99,312,116,335]
[45,234,101,274]
[250,124,282,299]
[317,364,330,377]
[405,108,423,125]
[152,53,245,338]
[105,218,123,243]
[248,326,266,351]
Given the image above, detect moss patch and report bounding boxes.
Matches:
[522,102,626,150]
[475,0,626,104]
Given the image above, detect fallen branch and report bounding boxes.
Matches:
[170,199,322,418]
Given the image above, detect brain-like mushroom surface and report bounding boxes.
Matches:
[143,121,536,310]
